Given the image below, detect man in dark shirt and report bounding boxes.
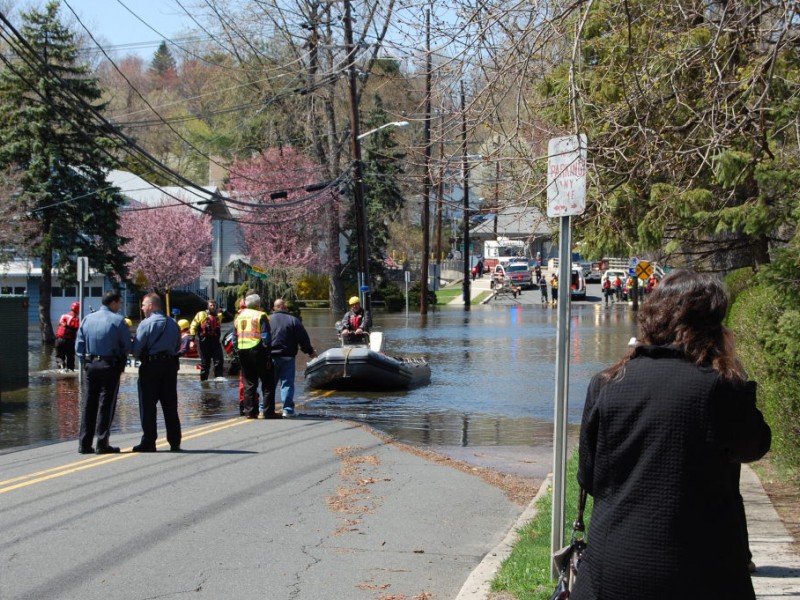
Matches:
[132,293,182,452]
[268,298,317,417]
[75,290,131,454]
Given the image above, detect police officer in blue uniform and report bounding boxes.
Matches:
[132,293,182,452]
[75,290,131,454]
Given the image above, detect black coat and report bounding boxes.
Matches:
[572,345,771,600]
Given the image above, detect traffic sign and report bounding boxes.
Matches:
[628,267,636,277]
[247,268,268,280]
[628,257,640,268]
[547,135,587,218]
[634,260,653,280]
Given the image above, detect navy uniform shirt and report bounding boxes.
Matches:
[133,311,181,358]
[75,305,131,359]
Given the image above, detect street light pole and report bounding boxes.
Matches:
[461,81,471,310]
[343,0,370,311]
[420,8,432,315]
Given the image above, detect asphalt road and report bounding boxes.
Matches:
[0,417,523,600]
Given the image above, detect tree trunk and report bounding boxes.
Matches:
[39,240,55,344]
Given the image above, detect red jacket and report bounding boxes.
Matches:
[56,312,79,341]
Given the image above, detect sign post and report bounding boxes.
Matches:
[76,256,89,384]
[547,134,587,574]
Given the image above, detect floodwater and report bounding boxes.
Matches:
[1,304,637,475]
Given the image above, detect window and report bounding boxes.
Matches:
[90,287,102,297]
[52,286,63,297]
[64,286,76,296]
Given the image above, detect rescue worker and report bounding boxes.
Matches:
[177,319,198,358]
[190,299,224,381]
[55,301,80,371]
[233,293,276,419]
[339,296,372,344]
[75,291,130,454]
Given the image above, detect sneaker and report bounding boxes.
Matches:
[282,408,296,418]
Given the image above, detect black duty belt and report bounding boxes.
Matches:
[87,355,118,363]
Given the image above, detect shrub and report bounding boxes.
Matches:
[728,283,800,469]
[375,281,405,312]
[296,273,329,300]
[724,266,756,303]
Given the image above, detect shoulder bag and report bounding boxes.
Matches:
[550,487,588,600]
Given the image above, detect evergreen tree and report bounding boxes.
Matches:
[149,41,177,80]
[0,2,129,342]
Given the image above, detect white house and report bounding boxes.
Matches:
[106,169,249,297]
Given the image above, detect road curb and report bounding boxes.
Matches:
[455,474,553,600]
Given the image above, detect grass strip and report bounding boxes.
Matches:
[435,287,462,305]
[491,452,592,599]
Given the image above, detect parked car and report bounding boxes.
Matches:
[585,262,604,282]
[505,263,533,289]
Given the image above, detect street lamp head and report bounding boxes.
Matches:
[357,120,411,140]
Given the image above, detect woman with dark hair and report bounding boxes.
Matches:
[572,269,771,600]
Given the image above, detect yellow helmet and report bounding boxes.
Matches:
[177,319,190,331]
[348,296,360,305]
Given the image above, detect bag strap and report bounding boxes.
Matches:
[572,487,588,535]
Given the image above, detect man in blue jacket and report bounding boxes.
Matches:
[75,290,131,454]
[132,293,182,452]
[268,298,317,417]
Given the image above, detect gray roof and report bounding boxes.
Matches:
[471,206,551,239]
[106,170,232,218]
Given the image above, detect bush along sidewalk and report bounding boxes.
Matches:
[491,452,593,599]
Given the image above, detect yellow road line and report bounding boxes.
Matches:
[305,389,337,400]
[0,417,250,495]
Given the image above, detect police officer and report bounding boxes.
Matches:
[132,293,182,452]
[75,290,131,455]
[234,293,276,419]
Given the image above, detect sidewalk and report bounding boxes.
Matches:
[447,275,494,305]
[456,464,800,599]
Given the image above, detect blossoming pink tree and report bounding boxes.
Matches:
[228,147,332,270]
[119,197,212,294]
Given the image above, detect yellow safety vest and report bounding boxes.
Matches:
[235,308,268,350]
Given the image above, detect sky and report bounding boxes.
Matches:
[59,0,197,59]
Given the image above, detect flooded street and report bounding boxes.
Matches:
[1,301,637,476]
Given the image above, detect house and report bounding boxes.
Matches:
[0,257,109,324]
[470,205,554,263]
[0,170,249,324]
[106,170,249,298]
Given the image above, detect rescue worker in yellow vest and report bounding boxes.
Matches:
[233,293,277,419]
[190,299,224,381]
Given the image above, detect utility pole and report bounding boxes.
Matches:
[343,0,370,312]
[493,159,500,237]
[434,111,445,268]
[461,81,471,310]
[420,7,432,315]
